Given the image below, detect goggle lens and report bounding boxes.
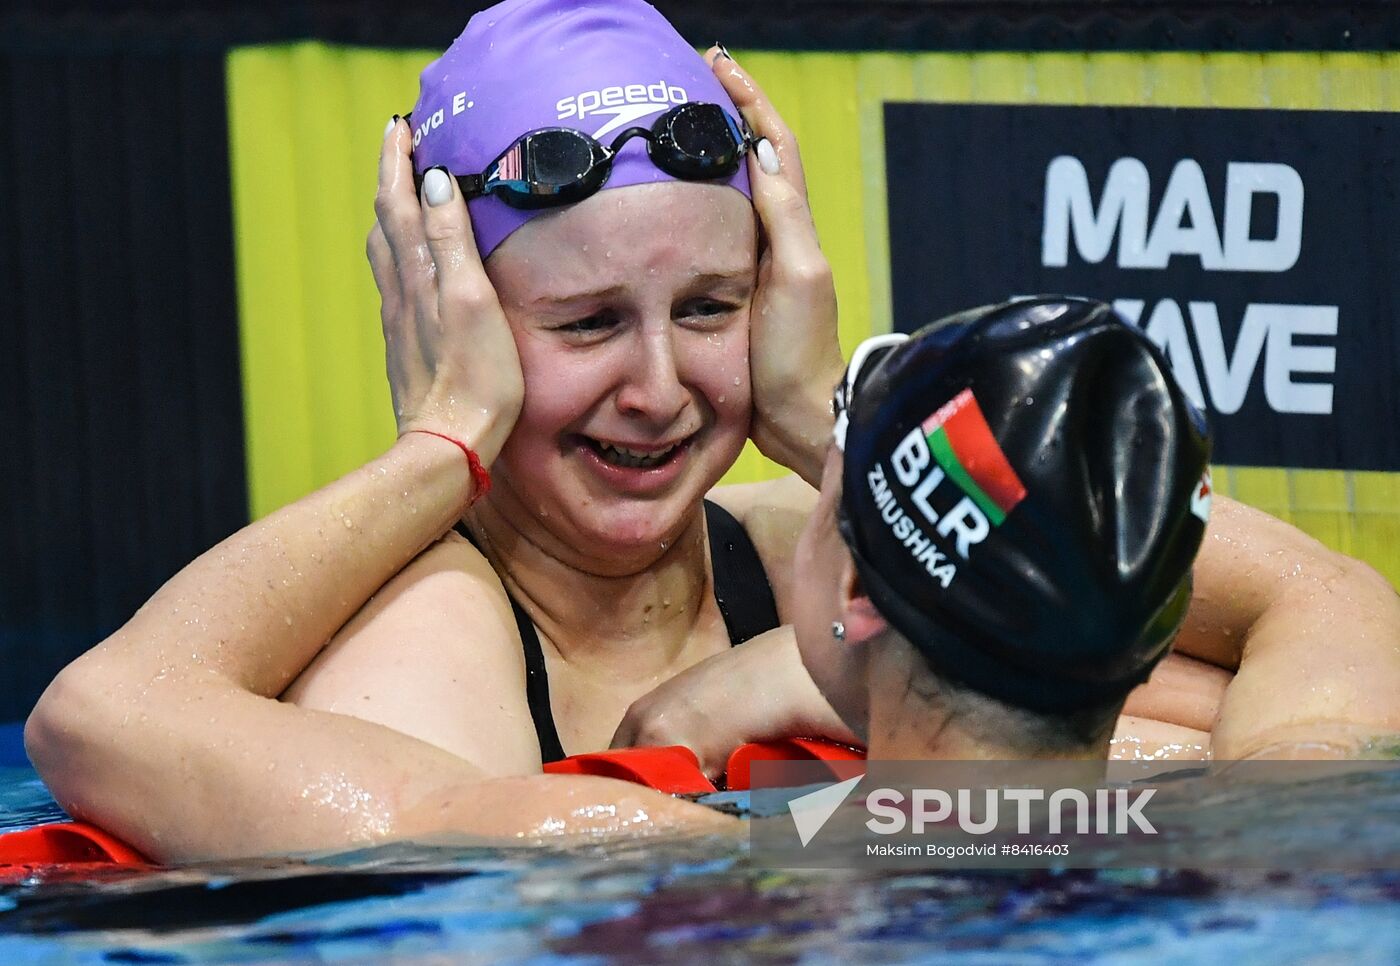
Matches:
[526,130,598,188]
[658,103,742,175]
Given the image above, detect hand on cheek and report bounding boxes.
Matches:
[707,47,843,487]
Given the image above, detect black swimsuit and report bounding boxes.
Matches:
[455,499,779,763]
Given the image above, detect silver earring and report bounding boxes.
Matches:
[831,621,846,642]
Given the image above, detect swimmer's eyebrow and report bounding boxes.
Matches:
[530,284,628,306]
[688,270,753,287]
[530,271,753,306]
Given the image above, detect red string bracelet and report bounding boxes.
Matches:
[406,430,492,506]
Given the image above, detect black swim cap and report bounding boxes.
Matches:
[837,297,1212,714]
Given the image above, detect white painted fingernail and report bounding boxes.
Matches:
[424,167,453,207]
[756,138,780,175]
[384,116,397,140]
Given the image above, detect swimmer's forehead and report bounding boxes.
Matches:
[491,183,756,302]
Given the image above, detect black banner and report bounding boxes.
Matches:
[886,102,1400,471]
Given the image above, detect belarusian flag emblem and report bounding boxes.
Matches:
[921,388,1027,526]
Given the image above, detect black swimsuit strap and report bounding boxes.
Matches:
[702,499,782,648]
[453,521,566,764]
[506,583,569,765]
[454,501,778,765]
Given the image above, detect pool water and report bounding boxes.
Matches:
[2,765,1398,964]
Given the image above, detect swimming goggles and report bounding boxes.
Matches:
[415,102,753,210]
[832,333,909,452]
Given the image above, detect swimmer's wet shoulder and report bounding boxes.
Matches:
[282,496,795,767]
[281,532,545,777]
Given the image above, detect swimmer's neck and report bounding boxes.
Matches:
[864,648,1112,765]
[867,719,1111,764]
[464,496,721,676]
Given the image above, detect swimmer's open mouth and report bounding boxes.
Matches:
[581,435,692,470]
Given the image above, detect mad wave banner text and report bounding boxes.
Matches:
[885,103,1400,471]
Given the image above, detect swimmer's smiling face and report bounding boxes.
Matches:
[483,181,756,564]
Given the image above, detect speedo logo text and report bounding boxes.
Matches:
[556,80,688,140]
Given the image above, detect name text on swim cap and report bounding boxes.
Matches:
[890,427,992,559]
[412,92,475,149]
[867,463,958,588]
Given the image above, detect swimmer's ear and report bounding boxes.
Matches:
[838,558,888,647]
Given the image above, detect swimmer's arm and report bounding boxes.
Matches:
[1176,495,1400,758]
[30,526,729,862]
[24,115,558,859]
[678,477,861,766]
[22,435,488,860]
[613,624,859,778]
[398,774,737,845]
[282,533,543,778]
[1121,652,1232,736]
[28,671,728,861]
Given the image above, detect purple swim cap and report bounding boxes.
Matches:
[411,0,752,259]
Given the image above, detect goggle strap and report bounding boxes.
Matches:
[834,333,910,451]
[456,173,487,199]
[833,410,852,453]
[407,103,747,210]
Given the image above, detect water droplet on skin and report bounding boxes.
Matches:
[285,615,294,626]
[733,376,741,386]
[717,394,726,404]
[342,516,354,529]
